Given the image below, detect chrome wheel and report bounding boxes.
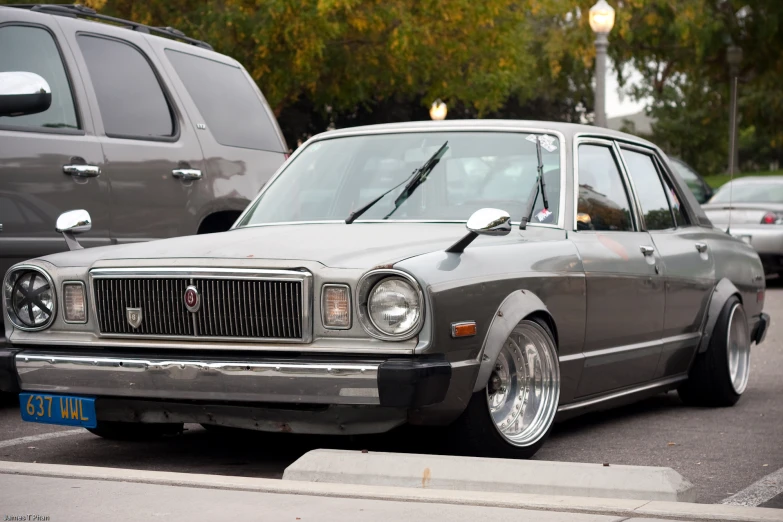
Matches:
[726,303,751,394]
[486,321,560,447]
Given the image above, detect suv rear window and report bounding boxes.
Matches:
[165,49,283,152]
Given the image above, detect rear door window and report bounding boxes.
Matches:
[77,35,175,139]
[165,49,283,152]
[0,25,79,131]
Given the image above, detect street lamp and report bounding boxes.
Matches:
[589,0,615,127]
[727,44,743,173]
[430,99,447,120]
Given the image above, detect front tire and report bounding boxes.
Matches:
[87,421,183,441]
[678,296,750,406]
[452,318,560,459]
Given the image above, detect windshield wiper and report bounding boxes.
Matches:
[345,141,449,224]
[519,136,550,230]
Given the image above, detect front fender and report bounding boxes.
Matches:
[473,289,553,392]
[698,278,741,353]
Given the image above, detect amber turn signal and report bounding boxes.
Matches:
[451,321,477,338]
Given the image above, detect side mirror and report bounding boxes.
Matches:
[0,71,52,118]
[446,208,511,254]
[56,210,91,251]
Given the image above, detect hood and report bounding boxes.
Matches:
[38,223,471,269]
[702,202,783,225]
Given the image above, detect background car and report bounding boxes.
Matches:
[2,121,768,459]
[702,176,783,276]
[669,157,714,204]
[0,4,288,287]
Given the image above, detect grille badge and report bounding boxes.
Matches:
[126,307,143,329]
[184,285,201,313]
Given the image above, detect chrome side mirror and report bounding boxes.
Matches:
[56,210,91,251]
[467,208,512,236]
[447,208,511,254]
[0,71,52,117]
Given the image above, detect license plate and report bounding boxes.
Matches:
[20,393,97,428]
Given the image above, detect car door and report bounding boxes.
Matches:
[56,18,207,244]
[619,145,716,378]
[0,18,110,280]
[569,138,665,398]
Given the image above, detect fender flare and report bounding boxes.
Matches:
[698,278,742,353]
[472,289,555,393]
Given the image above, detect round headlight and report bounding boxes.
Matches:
[4,267,56,331]
[368,277,421,336]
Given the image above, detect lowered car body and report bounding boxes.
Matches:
[2,121,769,458]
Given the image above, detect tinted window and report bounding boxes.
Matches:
[577,144,633,231]
[165,49,282,152]
[0,26,78,130]
[622,149,675,230]
[78,35,174,138]
[238,132,562,225]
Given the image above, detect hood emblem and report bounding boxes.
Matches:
[184,285,201,313]
[126,307,143,329]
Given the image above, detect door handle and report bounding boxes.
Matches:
[695,242,708,253]
[639,245,655,256]
[172,168,202,181]
[63,164,100,177]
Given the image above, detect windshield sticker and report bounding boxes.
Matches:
[536,208,553,222]
[526,134,558,152]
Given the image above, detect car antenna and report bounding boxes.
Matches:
[519,136,549,230]
[727,75,738,235]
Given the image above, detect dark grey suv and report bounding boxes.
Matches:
[0,4,288,282]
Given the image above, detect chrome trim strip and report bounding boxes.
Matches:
[61,280,87,324]
[88,267,312,343]
[582,332,701,359]
[16,354,382,405]
[235,126,568,231]
[321,283,352,330]
[2,264,57,332]
[557,375,687,413]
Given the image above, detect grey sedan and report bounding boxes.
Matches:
[1,121,769,459]
[702,176,783,277]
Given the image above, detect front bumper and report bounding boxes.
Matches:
[13,351,451,409]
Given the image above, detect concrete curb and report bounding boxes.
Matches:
[0,461,780,522]
[282,449,696,502]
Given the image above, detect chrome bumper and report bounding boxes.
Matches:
[15,353,382,405]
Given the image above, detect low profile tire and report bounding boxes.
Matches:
[452,317,560,459]
[87,421,183,441]
[678,296,750,407]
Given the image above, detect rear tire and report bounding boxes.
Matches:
[87,421,183,441]
[678,296,750,407]
[452,317,560,459]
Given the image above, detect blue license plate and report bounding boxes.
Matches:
[20,393,97,428]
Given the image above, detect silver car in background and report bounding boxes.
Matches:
[702,176,783,277]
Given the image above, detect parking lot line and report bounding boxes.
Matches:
[721,466,783,507]
[0,429,85,449]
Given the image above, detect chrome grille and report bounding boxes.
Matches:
[93,275,304,341]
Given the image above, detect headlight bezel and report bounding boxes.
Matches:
[3,265,57,332]
[356,269,424,341]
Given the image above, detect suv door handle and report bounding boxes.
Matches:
[695,242,708,253]
[63,164,101,177]
[172,168,202,181]
[639,245,655,256]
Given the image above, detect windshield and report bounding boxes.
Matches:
[238,131,561,227]
[710,180,783,203]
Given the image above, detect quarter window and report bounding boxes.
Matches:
[576,144,634,232]
[0,25,79,130]
[77,35,174,138]
[622,149,675,231]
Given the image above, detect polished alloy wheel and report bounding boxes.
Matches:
[726,303,751,394]
[486,321,560,447]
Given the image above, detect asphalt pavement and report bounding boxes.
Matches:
[1,288,782,509]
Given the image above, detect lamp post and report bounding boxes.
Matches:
[589,0,615,127]
[726,44,743,173]
[430,99,447,120]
